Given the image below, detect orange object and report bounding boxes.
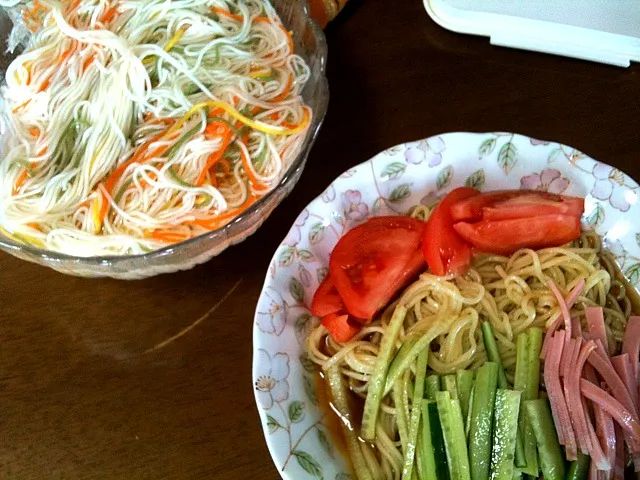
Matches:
[308,0,349,28]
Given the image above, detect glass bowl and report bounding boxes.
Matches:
[0,0,329,279]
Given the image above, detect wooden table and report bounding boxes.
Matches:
[2,1,639,478]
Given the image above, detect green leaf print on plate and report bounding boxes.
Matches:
[436,165,454,190]
[290,277,305,303]
[294,450,324,479]
[465,169,486,189]
[389,184,410,202]
[479,137,497,156]
[289,401,306,423]
[381,161,407,180]
[309,223,325,245]
[498,140,518,174]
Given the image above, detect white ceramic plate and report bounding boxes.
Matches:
[252,132,640,480]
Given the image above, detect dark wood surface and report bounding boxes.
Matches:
[2,0,640,478]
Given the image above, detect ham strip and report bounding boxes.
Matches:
[580,378,640,445]
[585,364,616,479]
[541,315,562,360]
[587,349,638,421]
[548,279,572,341]
[613,425,625,480]
[565,338,593,455]
[586,306,609,356]
[622,316,640,384]
[541,279,585,360]
[572,316,583,339]
[611,354,640,414]
[566,278,586,309]
[546,331,577,456]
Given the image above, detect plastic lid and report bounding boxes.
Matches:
[423,0,640,67]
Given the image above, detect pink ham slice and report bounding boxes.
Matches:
[622,316,640,385]
[613,425,625,480]
[565,338,594,456]
[548,279,573,341]
[580,378,640,446]
[611,354,640,414]
[586,306,609,356]
[540,279,585,359]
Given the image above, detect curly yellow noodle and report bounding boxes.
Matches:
[306,205,633,477]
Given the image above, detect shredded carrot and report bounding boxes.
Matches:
[211,7,244,22]
[82,53,96,73]
[27,222,41,231]
[100,6,118,24]
[13,99,32,114]
[238,139,268,191]
[13,169,29,195]
[28,126,40,137]
[272,74,293,103]
[186,193,258,230]
[147,229,190,243]
[280,25,294,54]
[197,123,233,186]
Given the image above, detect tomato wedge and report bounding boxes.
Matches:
[422,187,479,276]
[329,216,426,320]
[311,275,345,317]
[450,190,585,222]
[453,214,581,256]
[321,313,360,343]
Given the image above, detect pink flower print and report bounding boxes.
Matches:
[404,137,446,167]
[342,190,369,221]
[591,163,633,212]
[282,209,309,246]
[520,169,570,194]
[530,138,551,146]
[255,349,290,409]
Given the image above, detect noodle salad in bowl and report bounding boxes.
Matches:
[0,0,328,277]
[252,132,640,480]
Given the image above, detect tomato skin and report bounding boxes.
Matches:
[453,214,581,256]
[422,187,480,276]
[329,216,426,320]
[321,313,360,343]
[450,190,585,222]
[311,275,345,317]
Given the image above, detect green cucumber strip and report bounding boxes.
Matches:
[469,362,499,480]
[442,375,459,400]
[567,452,590,480]
[436,391,471,480]
[425,375,441,401]
[490,389,522,480]
[168,166,195,188]
[481,322,509,389]
[384,333,420,395]
[361,305,407,441]
[326,365,374,480]
[164,123,201,160]
[402,347,430,480]
[382,320,450,397]
[513,333,528,468]
[465,383,475,439]
[456,370,474,424]
[418,400,438,480]
[428,401,451,480]
[522,329,543,476]
[394,377,410,454]
[524,399,565,480]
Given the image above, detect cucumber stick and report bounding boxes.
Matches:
[490,389,522,480]
[456,370,474,425]
[436,391,471,480]
[425,375,440,400]
[442,375,459,400]
[567,452,590,480]
[361,306,407,441]
[402,347,429,480]
[481,322,509,389]
[469,362,499,480]
[419,400,439,480]
[512,334,528,469]
[524,399,566,480]
[384,333,420,394]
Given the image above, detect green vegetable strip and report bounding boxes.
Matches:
[402,347,430,480]
[442,375,459,400]
[394,377,410,455]
[436,391,471,480]
[384,333,420,395]
[567,452,590,480]
[456,370,474,425]
[481,322,509,388]
[425,375,440,401]
[164,123,201,159]
[465,384,474,439]
[469,362,499,480]
[418,400,439,480]
[523,329,543,476]
[361,305,407,441]
[524,399,566,480]
[513,333,528,469]
[428,401,451,480]
[326,365,374,480]
[490,389,522,480]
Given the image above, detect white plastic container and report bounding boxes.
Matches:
[423,0,640,67]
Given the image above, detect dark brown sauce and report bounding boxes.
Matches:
[315,372,369,473]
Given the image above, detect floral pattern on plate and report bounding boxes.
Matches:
[252,132,640,479]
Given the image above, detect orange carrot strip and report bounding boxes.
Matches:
[196,123,233,186]
[211,7,243,22]
[100,6,118,24]
[272,74,293,103]
[29,126,40,137]
[148,230,190,243]
[238,139,268,191]
[187,194,258,230]
[82,53,96,73]
[13,99,32,114]
[13,169,29,195]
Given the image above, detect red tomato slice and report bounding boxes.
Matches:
[311,275,345,317]
[321,313,360,343]
[422,187,480,276]
[453,214,581,256]
[450,190,584,222]
[329,216,426,320]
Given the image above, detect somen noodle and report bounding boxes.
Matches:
[0,0,311,256]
